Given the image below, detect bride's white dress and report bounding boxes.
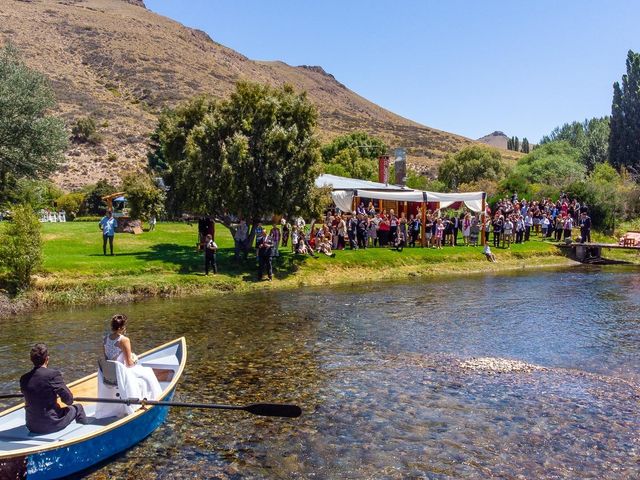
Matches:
[95,334,163,419]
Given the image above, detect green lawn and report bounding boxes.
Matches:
[41,222,559,276]
[3,221,574,307]
[42,221,219,275]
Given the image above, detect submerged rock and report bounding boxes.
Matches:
[458,357,548,374]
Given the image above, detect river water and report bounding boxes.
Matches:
[1,267,639,479]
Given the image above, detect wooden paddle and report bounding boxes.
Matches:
[0,394,302,418]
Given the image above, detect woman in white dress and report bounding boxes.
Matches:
[103,314,162,400]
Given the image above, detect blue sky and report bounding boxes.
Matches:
[145,0,639,143]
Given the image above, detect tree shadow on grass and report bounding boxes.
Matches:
[120,243,310,280]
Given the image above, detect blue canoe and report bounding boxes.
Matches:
[0,337,187,479]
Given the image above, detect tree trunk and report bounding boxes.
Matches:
[0,168,8,202]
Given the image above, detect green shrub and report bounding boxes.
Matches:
[122,173,165,221]
[80,180,118,216]
[0,204,42,292]
[71,116,103,145]
[73,216,103,222]
[56,192,86,220]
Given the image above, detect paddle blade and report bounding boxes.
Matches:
[244,403,302,418]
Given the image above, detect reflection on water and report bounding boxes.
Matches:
[2,266,640,479]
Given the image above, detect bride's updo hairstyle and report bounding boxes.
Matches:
[111,313,128,332]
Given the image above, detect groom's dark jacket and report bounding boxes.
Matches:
[20,366,77,434]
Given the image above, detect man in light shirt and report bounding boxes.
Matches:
[99,210,118,256]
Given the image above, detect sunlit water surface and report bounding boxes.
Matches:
[2,266,640,479]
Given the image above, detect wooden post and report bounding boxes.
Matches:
[421,201,427,247]
[481,193,486,246]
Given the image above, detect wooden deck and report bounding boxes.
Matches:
[557,242,640,250]
[557,242,640,263]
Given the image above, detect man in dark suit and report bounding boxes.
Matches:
[20,343,87,434]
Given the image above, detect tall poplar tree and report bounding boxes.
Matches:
[609,50,640,171]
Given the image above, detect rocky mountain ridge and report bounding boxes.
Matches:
[0,0,521,190]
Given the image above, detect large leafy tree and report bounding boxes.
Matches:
[540,117,610,171]
[0,45,67,202]
[610,50,640,171]
[510,141,585,187]
[320,131,387,180]
[437,145,506,190]
[152,81,321,234]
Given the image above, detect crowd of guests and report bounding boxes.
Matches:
[490,194,591,247]
[222,193,591,280]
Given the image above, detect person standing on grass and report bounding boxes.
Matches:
[389,209,398,244]
[492,214,502,248]
[452,214,460,246]
[563,215,574,240]
[149,215,156,231]
[234,219,248,261]
[409,214,421,247]
[580,212,592,243]
[515,215,525,244]
[462,213,471,246]
[281,217,290,248]
[541,213,551,238]
[269,225,281,263]
[502,216,514,249]
[357,214,368,249]
[257,231,274,281]
[348,214,358,250]
[554,214,564,241]
[204,234,218,275]
[524,212,533,242]
[99,210,118,256]
[337,214,347,250]
[434,218,444,249]
[469,216,479,246]
[367,216,378,248]
[425,214,434,248]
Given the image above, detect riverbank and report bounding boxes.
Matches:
[0,222,583,317]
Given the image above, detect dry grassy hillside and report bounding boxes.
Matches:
[0,0,519,190]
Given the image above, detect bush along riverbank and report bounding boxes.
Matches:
[0,222,585,317]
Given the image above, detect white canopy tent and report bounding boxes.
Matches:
[315,174,410,192]
[318,174,484,212]
[344,189,485,213]
[317,174,487,246]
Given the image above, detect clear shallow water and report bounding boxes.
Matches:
[1,266,640,479]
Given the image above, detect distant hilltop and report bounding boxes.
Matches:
[122,0,146,7]
[477,131,509,150]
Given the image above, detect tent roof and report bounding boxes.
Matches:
[315,174,410,191]
[318,174,485,212]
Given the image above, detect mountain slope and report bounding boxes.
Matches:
[0,0,518,190]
